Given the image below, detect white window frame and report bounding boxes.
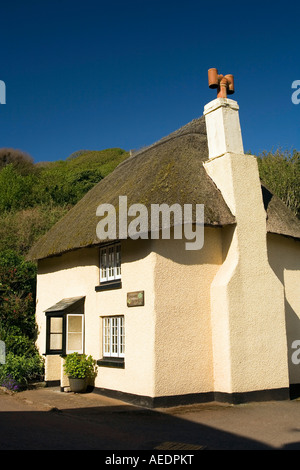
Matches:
[66,314,84,354]
[100,243,121,283]
[102,316,125,358]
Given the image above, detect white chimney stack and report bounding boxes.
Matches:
[202,68,289,400]
[204,98,244,159]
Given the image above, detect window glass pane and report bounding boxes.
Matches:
[100,249,107,281]
[50,317,62,334]
[67,315,83,353]
[49,317,63,351]
[108,247,114,278]
[50,333,62,350]
[68,315,82,333]
[103,317,110,355]
[119,317,125,355]
[115,245,121,277]
[67,333,82,351]
[100,244,121,282]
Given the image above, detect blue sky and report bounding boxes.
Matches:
[0,0,299,163]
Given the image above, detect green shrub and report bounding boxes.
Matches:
[0,164,37,212]
[0,205,70,254]
[0,352,44,390]
[0,329,38,357]
[63,353,97,379]
[0,249,37,339]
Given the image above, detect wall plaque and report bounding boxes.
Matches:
[127,291,144,307]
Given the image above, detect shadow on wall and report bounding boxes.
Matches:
[267,232,300,395]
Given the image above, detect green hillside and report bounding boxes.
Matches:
[0,148,129,254]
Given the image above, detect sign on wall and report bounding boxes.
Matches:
[127,291,144,307]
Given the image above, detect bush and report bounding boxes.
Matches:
[0,205,70,254]
[0,164,37,213]
[63,353,97,379]
[0,328,38,357]
[0,147,34,174]
[0,352,44,390]
[0,249,37,339]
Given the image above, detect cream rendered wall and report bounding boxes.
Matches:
[36,240,157,398]
[203,98,290,396]
[94,238,156,398]
[36,247,99,355]
[204,152,289,395]
[267,234,300,385]
[152,227,223,398]
[36,247,99,388]
[36,227,223,400]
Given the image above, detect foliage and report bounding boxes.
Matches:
[257,149,300,218]
[0,325,38,357]
[34,165,103,206]
[0,250,43,390]
[0,147,34,175]
[0,353,44,390]
[0,165,37,213]
[0,374,20,392]
[63,353,97,379]
[0,147,128,214]
[0,205,70,255]
[0,250,37,339]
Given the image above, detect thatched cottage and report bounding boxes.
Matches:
[29,82,300,407]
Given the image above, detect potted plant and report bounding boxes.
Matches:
[63,352,97,393]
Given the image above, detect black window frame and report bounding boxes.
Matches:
[45,297,85,356]
[46,313,66,356]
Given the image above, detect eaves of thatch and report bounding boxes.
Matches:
[28,116,300,261]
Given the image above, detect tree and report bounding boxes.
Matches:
[0,249,37,339]
[0,164,37,213]
[0,148,34,175]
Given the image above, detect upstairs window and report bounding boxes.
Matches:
[100,243,121,283]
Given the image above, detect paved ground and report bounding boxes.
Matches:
[1,385,300,450]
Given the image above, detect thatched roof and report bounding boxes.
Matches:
[261,184,300,239]
[28,116,300,261]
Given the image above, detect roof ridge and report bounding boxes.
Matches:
[119,116,206,169]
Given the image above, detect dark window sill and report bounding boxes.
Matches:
[95,280,122,292]
[45,350,64,356]
[97,357,125,369]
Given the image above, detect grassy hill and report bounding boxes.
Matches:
[0,148,129,254]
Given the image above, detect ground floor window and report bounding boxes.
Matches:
[48,316,63,353]
[102,316,125,358]
[66,314,84,354]
[46,313,84,355]
[45,297,85,356]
